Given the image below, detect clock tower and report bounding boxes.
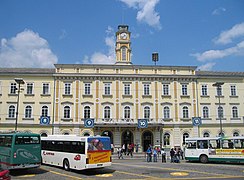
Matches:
[115,25,132,65]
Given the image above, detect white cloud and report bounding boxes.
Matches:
[214,22,244,45]
[191,41,244,61]
[198,62,216,71]
[212,7,226,15]
[0,29,58,68]
[83,26,116,64]
[120,0,161,30]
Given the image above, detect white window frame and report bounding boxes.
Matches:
[143,84,150,95]
[202,106,209,118]
[64,105,71,119]
[201,85,208,96]
[232,106,238,118]
[103,106,111,119]
[84,83,91,95]
[42,83,50,95]
[10,83,17,94]
[41,105,49,117]
[84,106,91,119]
[64,83,71,95]
[182,106,189,118]
[8,105,16,118]
[144,106,150,119]
[163,106,170,119]
[104,83,111,95]
[26,83,34,95]
[124,84,131,95]
[124,106,131,119]
[162,84,169,95]
[182,84,188,96]
[230,85,236,96]
[25,105,32,118]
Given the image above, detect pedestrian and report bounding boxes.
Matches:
[153,148,157,162]
[128,144,133,158]
[122,144,126,155]
[180,148,184,160]
[111,143,114,154]
[170,148,175,163]
[161,148,166,163]
[146,146,152,162]
[135,143,139,153]
[117,147,123,159]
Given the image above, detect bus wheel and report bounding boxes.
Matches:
[63,159,70,171]
[200,155,208,163]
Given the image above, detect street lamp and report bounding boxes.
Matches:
[212,82,224,137]
[14,78,25,131]
[152,52,159,65]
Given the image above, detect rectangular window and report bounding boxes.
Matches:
[144,84,150,95]
[64,83,71,95]
[124,84,130,95]
[10,83,17,94]
[217,86,222,96]
[162,84,169,95]
[182,84,188,95]
[201,85,208,96]
[15,136,40,145]
[230,85,236,96]
[42,83,49,95]
[84,83,91,95]
[26,83,34,95]
[104,83,111,95]
[0,135,13,147]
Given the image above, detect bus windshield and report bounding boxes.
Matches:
[87,137,111,151]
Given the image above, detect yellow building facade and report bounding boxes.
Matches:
[0,25,243,152]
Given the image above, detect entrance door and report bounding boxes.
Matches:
[142,131,153,152]
[122,130,133,152]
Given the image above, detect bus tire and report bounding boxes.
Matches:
[199,155,208,163]
[63,159,70,171]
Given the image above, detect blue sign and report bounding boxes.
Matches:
[192,117,202,126]
[138,119,148,128]
[84,118,94,128]
[40,116,50,125]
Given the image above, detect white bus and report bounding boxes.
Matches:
[185,136,244,163]
[41,135,112,170]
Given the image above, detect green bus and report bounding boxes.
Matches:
[0,131,41,169]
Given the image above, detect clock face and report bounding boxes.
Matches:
[120,32,127,39]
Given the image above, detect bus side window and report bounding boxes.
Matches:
[234,140,241,149]
[197,140,208,149]
[209,140,217,149]
[187,142,196,149]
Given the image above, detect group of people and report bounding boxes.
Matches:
[146,145,166,163]
[170,148,184,163]
[117,143,135,159]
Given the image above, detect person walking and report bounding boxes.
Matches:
[170,148,175,163]
[153,148,157,162]
[117,147,123,159]
[122,144,126,155]
[161,148,166,163]
[146,146,152,162]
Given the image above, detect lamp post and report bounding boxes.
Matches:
[14,78,25,131]
[152,52,159,65]
[212,82,224,137]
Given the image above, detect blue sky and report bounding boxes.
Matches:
[0,0,244,71]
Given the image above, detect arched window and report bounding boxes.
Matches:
[203,106,209,118]
[104,106,111,119]
[84,133,90,136]
[144,106,150,119]
[42,105,48,117]
[163,106,170,119]
[84,106,90,119]
[233,132,239,137]
[182,106,189,118]
[218,106,224,118]
[203,132,210,137]
[121,47,127,61]
[232,106,238,118]
[163,133,170,146]
[124,106,130,119]
[64,106,70,119]
[9,105,15,118]
[183,133,189,144]
[25,105,32,118]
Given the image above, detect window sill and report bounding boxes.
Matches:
[62,94,73,98]
[229,95,238,98]
[22,118,34,120]
[202,118,212,120]
[122,95,132,98]
[215,95,224,98]
[41,94,51,97]
[142,95,152,98]
[82,94,93,98]
[230,118,241,120]
[8,93,17,96]
[103,95,113,98]
[25,94,35,96]
[180,118,191,121]
[180,95,190,98]
[6,118,16,120]
[200,95,210,98]
[61,118,73,121]
[161,95,171,98]
[162,118,173,121]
